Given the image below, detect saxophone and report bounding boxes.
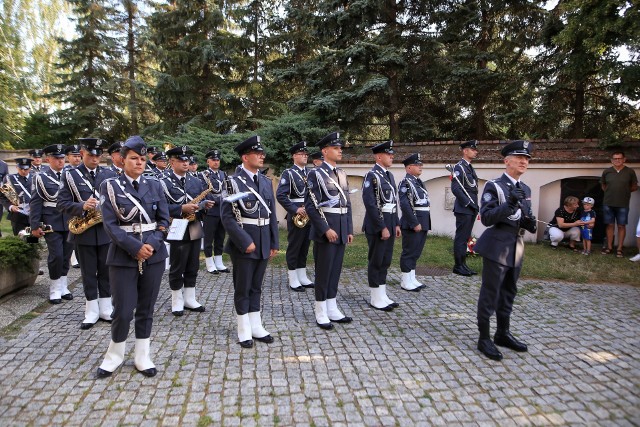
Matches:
[183,181,213,222]
[69,208,103,235]
[225,177,243,227]
[0,181,19,206]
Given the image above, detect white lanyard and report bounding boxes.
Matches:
[319,168,347,202]
[238,176,271,215]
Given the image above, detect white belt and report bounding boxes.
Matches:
[381,203,396,213]
[322,207,348,215]
[289,198,304,203]
[414,207,430,211]
[119,222,157,233]
[43,201,57,208]
[240,218,270,227]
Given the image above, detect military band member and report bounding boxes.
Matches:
[144,146,158,176]
[452,140,480,276]
[161,146,213,316]
[398,153,431,291]
[96,136,169,378]
[305,132,353,329]
[107,141,125,175]
[63,144,83,269]
[1,158,33,235]
[361,140,401,311]
[29,144,73,303]
[221,136,278,348]
[200,149,230,274]
[29,148,49,173]
[58,138,117,329]
[276,141,315,292]
[474,140,537,361]
[188,156,199,176]
[153,152,169,177]
[64,144,83,170]
[310,151,324,168]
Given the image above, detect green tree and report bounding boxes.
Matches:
[536,0,639,143]
[50,0,124,141]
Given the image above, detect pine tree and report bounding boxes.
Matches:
[51,0,124,140]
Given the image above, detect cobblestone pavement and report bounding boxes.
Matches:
[0,263,638,426]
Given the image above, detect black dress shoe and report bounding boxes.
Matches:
[61,293,73,301]
[217,268,230,273]
[453,266,473,276]
[96,368,112,378]
[38,270,44,275]
[316,322,334,330]
[209,270,219,274]
[330,316,353,324]
[80,322,96,330]
[388,302,399,308]
[49,299,62,305]
[72,264,80,269]
[494,332,528,352]
[402,286,421,292]
[369,304,394,312]
[290,286,305,293]
[185,306,205,312]
[137,367,157,377]
[477,338,503,361]
[301,283,315,288]
[254,334,274,343]
[463,265,477,275]
[98,318,113,323]
[172,310,184,317]
[239,340,254,348]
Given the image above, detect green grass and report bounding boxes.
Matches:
[272,229,639,286]
[0,212,12,236]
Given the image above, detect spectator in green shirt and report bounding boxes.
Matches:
[600,151,638,257]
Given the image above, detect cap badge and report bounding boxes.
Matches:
[141,147,147,155]
[523,141,529,149]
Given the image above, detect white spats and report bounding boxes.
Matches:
[288,270,302,289]
[248,312,269,339]
[171,289,184,312]
[98,298,113,321]
[134,338,155,371]
[60,276,71,296]
[237,314,252,342]
[83,299,100,324]
[99,340,126,373]
[380,285,396,306]
[370,287,389,309]
[314,300,330,324]
[296,268,313,286]
[49,278,62,300]
[183,287,202,310]
[411,270,424,288]
[326,298,345,321]
[205,257,217,273]
[214,255,228,271]
[401,272,418,291]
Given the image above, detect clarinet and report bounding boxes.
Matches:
[372,174,383,220]
[225,177,243,228]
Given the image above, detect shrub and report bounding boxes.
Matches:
[0,237,40,273]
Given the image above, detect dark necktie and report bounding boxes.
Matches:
[133,180,139,191]
[253,174,259,189]
[180,177,185,187]
[89,170,96,181]
[56,172,61,180]
[386,171,391,182]
[333,168,341,187]
[515,181,521,189]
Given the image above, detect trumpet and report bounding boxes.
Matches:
[293,211,309,228]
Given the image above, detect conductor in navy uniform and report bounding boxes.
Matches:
[200,149,230,274]
[96,135,169,378]
[305,132,353,330]
[473,140,537,361]
[29,144,74,303]
[58,138,117,329]
[1,158,33,235]
[276,141,315,292]
[362,140,401,311]
[160,146,214,316]
[451,140,480,276]
[398,153,431,291]
[221,136,278,348]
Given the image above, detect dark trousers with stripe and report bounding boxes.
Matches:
[400,229,428,272]
[230,253,268,315]
[454,213,475,258]
[285,221,311,270]
[110,262,163,342]
[203,215,226,257]
[44,231,73,280]
[476,259,520,326]
[365,232,395,287]
[314,241,345,301]
[169,239,201,290]
[76,243,110,300]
